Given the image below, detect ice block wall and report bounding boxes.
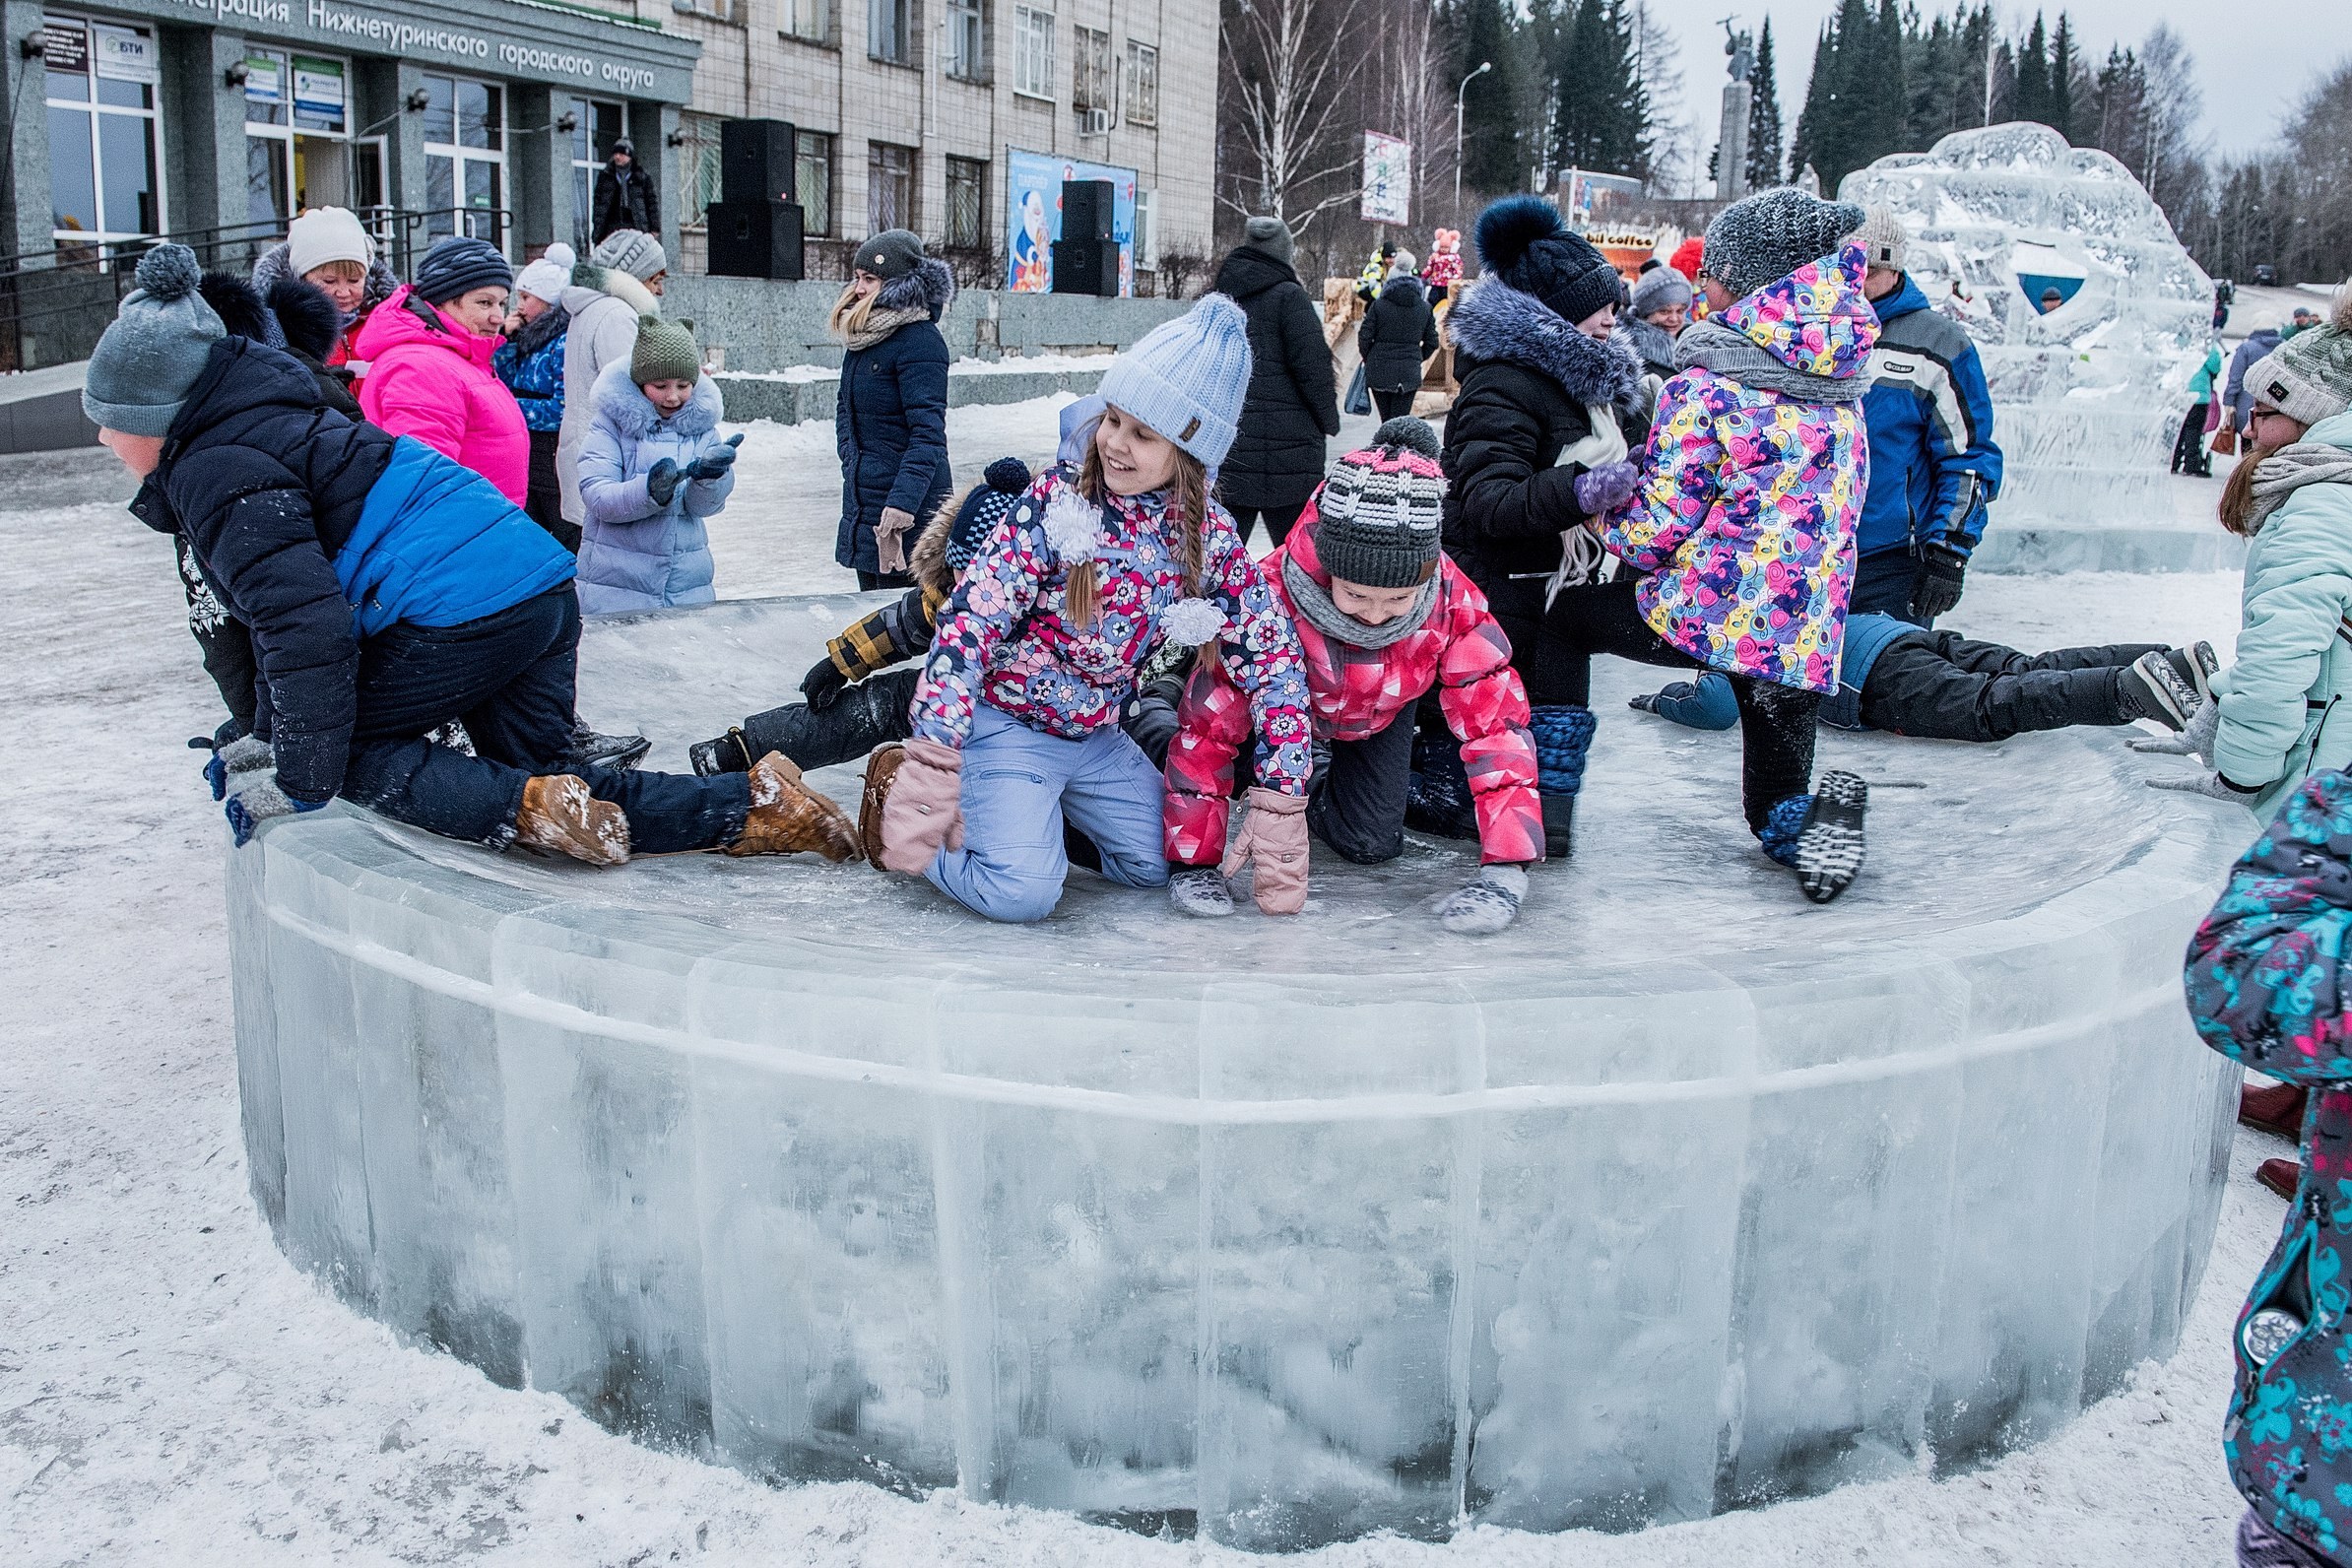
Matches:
[1842,124,2218,571]
[226,596,2244,1550]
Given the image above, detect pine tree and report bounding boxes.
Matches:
[2048,13,2078,142]
[1787,20,1834,183]
[1789,0,1880,193]
[2013,12,2051,127]
[1851,0,1910,171]
[1456,0,1525,193]
[1746,16,1785,187]
[1551,0,1649,179]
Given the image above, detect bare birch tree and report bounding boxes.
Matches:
[1218,0,1370,237]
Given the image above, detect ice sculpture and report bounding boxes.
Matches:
[1841,124,2224,572]
[229,593,2242,1549]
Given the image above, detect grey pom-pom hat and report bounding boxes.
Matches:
[84,243,227,437]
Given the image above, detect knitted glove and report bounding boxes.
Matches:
[875,506,919,576]
[2147,770,2265,804]
[1911,541,1969,621]
[1220,787,1309,916]
[878,738,963,875]
[200,732,274,799]
[688,432,745,482]
[223,774,328,846]
[2127,695,2218,765]
[1572,460,1640,517]
[645,458,683,507]
[801,654,849,711]
[1437,864,1529,936]
[1167,865,1235,918]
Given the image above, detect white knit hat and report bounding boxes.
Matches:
[1850,204,1907,273]
[285,206,373,279]
[514,241,576,304]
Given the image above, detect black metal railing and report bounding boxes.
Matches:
[0,208,513,372]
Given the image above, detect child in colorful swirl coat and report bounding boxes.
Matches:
[1587,188,1879,902]
[1164,418,1542,933]
[871,295,1314,923]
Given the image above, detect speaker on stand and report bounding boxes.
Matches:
[706,118,806,280]
[1051,178,1120,296]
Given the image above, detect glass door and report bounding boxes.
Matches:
[421,73,506,251]
[43,15,164,257]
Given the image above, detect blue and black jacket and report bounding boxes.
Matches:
[1859,275,2003,562]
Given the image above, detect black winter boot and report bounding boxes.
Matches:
[690,669,921,777]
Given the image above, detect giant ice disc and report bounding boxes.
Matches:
[227,593,2241,1549]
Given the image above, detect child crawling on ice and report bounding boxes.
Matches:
[1163,418,1545,934]
[866,294,1315,923]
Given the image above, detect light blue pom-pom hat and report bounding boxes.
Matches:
[1095,293,1254,468]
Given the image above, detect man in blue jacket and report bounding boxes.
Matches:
[1846,206,2003,626]
[89,244,855,867]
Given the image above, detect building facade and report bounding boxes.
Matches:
[629,0,1215,286]
[0,0,698,267]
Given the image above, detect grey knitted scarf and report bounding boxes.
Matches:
[2248,440,2352,535]
[1280,552,1438,650]
[1673,318,1867,405]
[836,301,930,353]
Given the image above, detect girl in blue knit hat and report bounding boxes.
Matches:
[867,294,1315,923]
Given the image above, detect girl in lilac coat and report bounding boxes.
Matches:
[575,316,741,614]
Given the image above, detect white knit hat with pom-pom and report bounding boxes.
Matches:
[513,241,577,305]
[84,243,226,436]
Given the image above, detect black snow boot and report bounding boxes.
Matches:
[561,719,651,772]
[1760,772,1869,904]
[690,668,921,777]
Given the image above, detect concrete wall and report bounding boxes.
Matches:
[716,361,1106,424]
[666,274,1184,372]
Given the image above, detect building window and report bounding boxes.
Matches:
[1125,40,1157,126]
[568,96,627,252]
[242,49,355,230]
[945,156,985,249]
[944,0,986,82]
[1013,4,1055,100]
[781,0,833,43]
[673,109,725,238]
[797,131,834,236]
[420,73,505,251]
[1073,25,1112,128]
[868,0,911,65]
[673,0,735,18]
[42,15,163,251]
[1133,187,1156,267]
[867,141,914,232]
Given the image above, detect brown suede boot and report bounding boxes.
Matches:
[2241,1081,2310,1140]
[515,773,630,866]
[725,751,859,860]
[2257,1157,2303,1201]
[859,743,909,866]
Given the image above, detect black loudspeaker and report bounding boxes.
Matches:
[1060,178,1114,243]
[720,119,796,204]
[706,199,806,280]
[1051,237,1119,296]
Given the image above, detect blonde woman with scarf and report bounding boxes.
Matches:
[832,229,953,590]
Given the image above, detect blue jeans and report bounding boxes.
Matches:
[341,588,750,854]
[927,704,1169,923]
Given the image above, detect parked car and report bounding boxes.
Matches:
[2254,263,2280,287]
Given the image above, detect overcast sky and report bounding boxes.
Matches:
[1632,0,2347,177]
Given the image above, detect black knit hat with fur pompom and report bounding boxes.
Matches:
[1475,195,1621,327]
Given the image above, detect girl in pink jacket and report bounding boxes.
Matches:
[357,236,529,505]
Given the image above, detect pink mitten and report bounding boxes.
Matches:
[1220,786,1310,916]
[880,738,965,875]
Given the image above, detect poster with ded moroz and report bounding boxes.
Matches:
[1360,133,1411,225]
[1005,149,1138,295]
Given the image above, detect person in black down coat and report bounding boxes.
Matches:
[1436,196,1650,858]
[1357,248,1439,423]
[834,229,953,590]
[1212,216,1340,547]
[591,139,659,244]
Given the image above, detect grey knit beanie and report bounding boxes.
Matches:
[84,244,225,436]
[1311,418,1447,588]
[629,313,701,384]
[1242,216,1295,267]
[591,228,668,283]
[1629,265,1692,318]
[854,229,926,283]
[1702,187,1867,299]
[413,235,512,305]
[1850,203,1908,273]
[2246,288,2352,428]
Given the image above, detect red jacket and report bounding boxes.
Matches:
[1163,520,1542,867]
[356,287,530,504]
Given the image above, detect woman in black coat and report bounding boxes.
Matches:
[832,229,954,590]
[1356,249,1440,423]
[1435,197,1650,858]
[1212,217,1340,547]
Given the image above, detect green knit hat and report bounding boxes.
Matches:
[630,314,700,384]
[2247,288,2352,427]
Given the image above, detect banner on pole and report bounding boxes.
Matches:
[1360,133,1411,226]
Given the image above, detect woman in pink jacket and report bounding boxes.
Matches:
[357,236,529,504]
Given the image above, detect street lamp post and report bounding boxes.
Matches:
[1455,60,1493,211]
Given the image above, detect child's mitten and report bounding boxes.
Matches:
[645,458,683,506]
[224,775,328,846]
[1220,787,1309,916]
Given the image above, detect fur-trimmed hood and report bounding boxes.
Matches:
[589,356,723,438]
[907,506,955,595]
[1446,275,1642,408]
[874,256,954,322]
[559,263,661,321]
[199,270,343,362]
[249,240,399,323]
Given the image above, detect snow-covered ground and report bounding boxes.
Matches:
[0,404,2279,1565]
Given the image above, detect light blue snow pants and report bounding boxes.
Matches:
[927,703,1170,923]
